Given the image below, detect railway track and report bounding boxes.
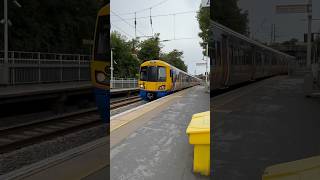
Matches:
[110,95,142,110]
[0,108,101,154]
[0,96,142,153]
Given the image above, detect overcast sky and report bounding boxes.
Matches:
[111,0,208,75]
[238,0,320,43]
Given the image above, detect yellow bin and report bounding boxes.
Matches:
[186,111,210,176]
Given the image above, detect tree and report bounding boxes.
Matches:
[0,0,103,53]
[111,31,140,78]
[211,0,249,35]
[161,49,187,72]
[197,6,210,54]
[137,34,161,61]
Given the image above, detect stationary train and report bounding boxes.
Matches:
[210,21,295,91]
[91,2,109,123]
[139,60,201,100]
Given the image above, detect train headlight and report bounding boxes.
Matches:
[158,85,166,90]
[140,84,144,89]
[96,71,106,83]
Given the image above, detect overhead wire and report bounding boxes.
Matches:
[111,23,135,39]
[111,0,170,16]
[111,10,147,38]
[111,11,196,22]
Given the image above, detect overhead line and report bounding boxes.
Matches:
[111,11,197,22]
[113,0,169,16]
[111,23,135,39]
[111,10,148,38]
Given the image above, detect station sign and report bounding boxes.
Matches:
[276,4,311,14]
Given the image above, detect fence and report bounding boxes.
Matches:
[0,51,139,88]
[0,51,91,85]
[111,78,138,89]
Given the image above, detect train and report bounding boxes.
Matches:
[91,2,109,123]
[210,21,295,91]
[139,60,201,100]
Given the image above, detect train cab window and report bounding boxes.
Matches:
[140,66,158,82]
[148,66,158,82]
[158,66,166,82]
[94,15,110,61]
[140,66,148,81]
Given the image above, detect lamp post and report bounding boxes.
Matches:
[4,0,8,66]
[306,0,312,68]
[2,0,21,85]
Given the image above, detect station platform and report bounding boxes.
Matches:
[211,75,320,179]
[108,85,209,180]
[0,85,208,180]
[0,81,138,104]
[0,137,109,180]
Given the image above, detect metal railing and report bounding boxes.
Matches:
[111,78,138,89]
[0,51,91,85]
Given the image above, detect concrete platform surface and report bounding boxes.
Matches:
[211,76,320,179]
[110,86,210,180]
[0,137,109,180]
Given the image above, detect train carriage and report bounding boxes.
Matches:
[210,21,295,92]
[139,60,200,100]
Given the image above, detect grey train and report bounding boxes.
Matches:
[210,21,295,91]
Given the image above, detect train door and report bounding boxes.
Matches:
[170,69,176,91]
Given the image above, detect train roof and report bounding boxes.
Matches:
[141,60,201,81]
[211,21,295,59]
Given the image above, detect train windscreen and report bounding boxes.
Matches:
[94,15,110,62]
[140,66,166,82]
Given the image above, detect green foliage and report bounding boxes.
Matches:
[211,0,249,35]
[161,49,187,72]
[111,32,188,77]
[0,0,104,53]
[197,6,210,53]
[111,31,140,78]
[137,34,161,61]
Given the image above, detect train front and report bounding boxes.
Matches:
[90,4,109,123]
[139,60,171,101]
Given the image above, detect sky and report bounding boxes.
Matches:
[111,0,208,75]
[238,0,320,43]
